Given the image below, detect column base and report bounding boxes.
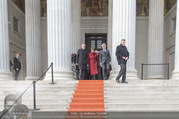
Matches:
[43,69,74,81]
[146,75,164,80]
[25,76,40,81]
[0,70,13,80]
[171,70,179,80]
[110,68,139,80]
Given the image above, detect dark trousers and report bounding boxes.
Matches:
[79,69,85,80]
[116,64,126,82]
[76,65,79,80]
[91,75,95,80]
[15,70,19,80]
[97,66,102,80]
[102,62,110,80]
[76,69,79,80]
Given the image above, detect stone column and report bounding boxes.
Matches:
[71,0,81,53]
[107,0,113,52]
[172,0,179,79]
[25,0,42,80]
[147,0,164,79]
[0,0,13,80]
[110,0,138,80]
[44,0,73,81]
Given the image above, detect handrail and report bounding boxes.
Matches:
[141,63,170,80]
[0,62,54,119]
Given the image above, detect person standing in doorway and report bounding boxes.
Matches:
[13,53,21,80]
[115,39,129,83]
[99,43,111,80]
[76,44,88,80]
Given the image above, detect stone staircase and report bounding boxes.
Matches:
[104,80,179,112]
[1,79,179,113]
[0,80,78,111]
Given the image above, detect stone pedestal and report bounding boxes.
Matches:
[44,0,73,81]
[25,0,42,80]
[172,0,179,80]
[0,0,13,80]
[110,0,138,80]
[147,0,164,79]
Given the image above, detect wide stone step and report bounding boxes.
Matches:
[104,99,179,104]
[104,84,179,86]
[104,104,179,108]
[71,98,104,103]
[103,86,179,89]
[25,104,69,110]
[21,95,74,99]
[105,95,178,98]
[104,91,179,94]
[0,80,78,84]
[0,90,75,94]
[70,103,104,109]
[105,101,179,104]
[73,94,103,98]
[22,99,69,104]
[0,85,76,89]
[104,80,179,84]
[105,108,179,112]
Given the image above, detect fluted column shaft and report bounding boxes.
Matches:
[107,0,113,52]
[45,0,73,80]
[25,0,41,80]
[111,0,138,80]
[147,0,164,79]
[71,0,81,53]
[0,0,12,80]
[172,0,179,79]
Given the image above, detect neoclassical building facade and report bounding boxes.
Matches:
[0,0,179,81]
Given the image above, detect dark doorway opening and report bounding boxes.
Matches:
[85,34,107,53]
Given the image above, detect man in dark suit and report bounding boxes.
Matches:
[115,39,129,83]
[76,44,88,80]
[13,53,21,80]
[99,43,111,80]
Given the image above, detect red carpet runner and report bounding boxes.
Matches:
[66,80,105,119]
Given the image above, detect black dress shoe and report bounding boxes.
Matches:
[116,79,120,83]
[122,81,128,84]
[103,77,107,80]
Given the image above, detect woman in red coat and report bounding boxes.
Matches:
[88,48,98,80]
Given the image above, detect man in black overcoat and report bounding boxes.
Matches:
[76,44,88,80]
[13,53,21,80]
[115,39,129,83]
